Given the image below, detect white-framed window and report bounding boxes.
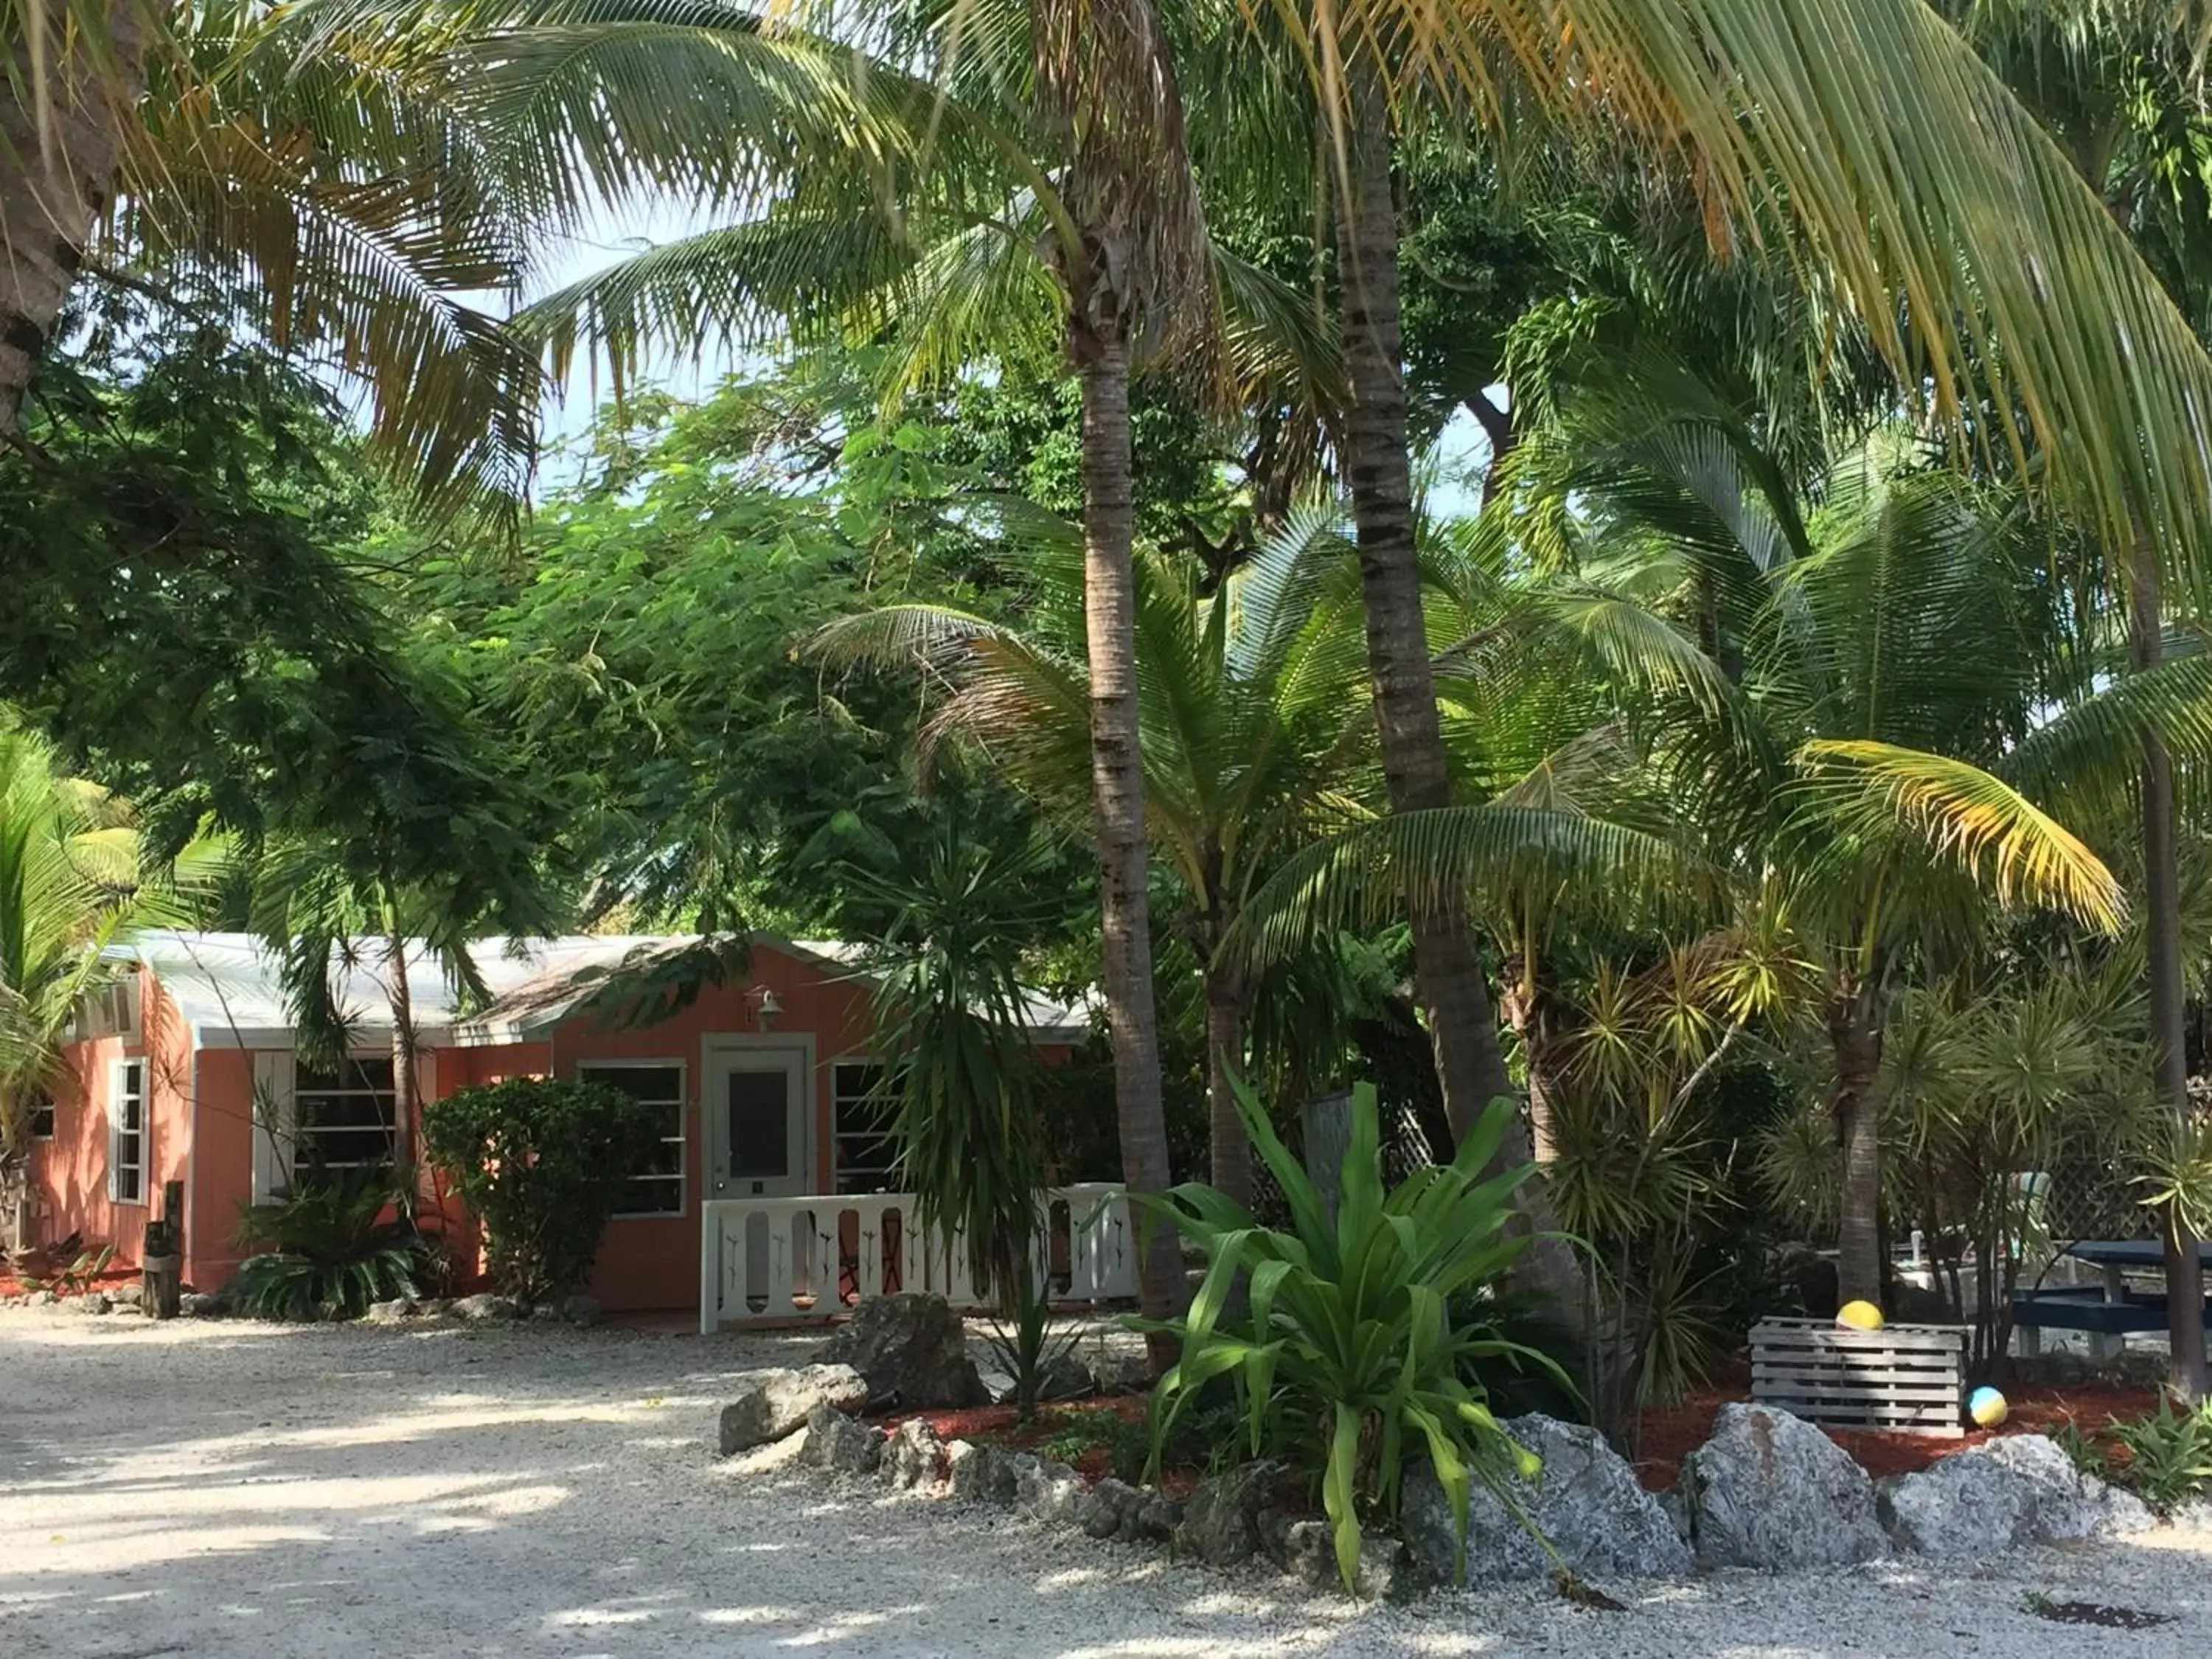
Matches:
[74,977,141,1043]
[29,1093,54,1141]
[108,1060,146,1204]
[292,1057,399,1181]
[832,1060,898,1195]
[581,1062,686,1217]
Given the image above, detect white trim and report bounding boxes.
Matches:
[699,1032,815,1200]
[107,1058,147,1206]
[251,1050,296,1204]
[579,1058,689,1221]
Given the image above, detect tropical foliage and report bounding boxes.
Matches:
[232,1169,439,1321]
[420,1078,661,1303]
[1141,1081,1565,1592]
[15,0,2212,1462]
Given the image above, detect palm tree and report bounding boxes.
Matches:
[465,0,1340,1340]
[1279,0,2212,1173]
[1554,399,2212,1304]
[817,512,1376,1209]
[2,0,542,516]
[0,714,224,1242]
[1945,0,2212,1405]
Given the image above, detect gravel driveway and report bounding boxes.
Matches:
[2,1306,2206,1658]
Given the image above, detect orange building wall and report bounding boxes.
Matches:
[28,966,194,1274]
[29,944,917,1313]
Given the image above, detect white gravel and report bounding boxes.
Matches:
[1,1306,2206,1658]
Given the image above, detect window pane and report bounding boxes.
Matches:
[623,1176,682,1214]
[587,1065,682,1102]
[726,1070,789,1179]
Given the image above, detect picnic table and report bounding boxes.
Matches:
[2013,1239,2212,1360]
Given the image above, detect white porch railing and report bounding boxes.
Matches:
[698,1183,1135,1332]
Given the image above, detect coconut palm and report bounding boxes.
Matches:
[816,512,1377,1208]
[1944,0,2212,1402]
[451,0,1346,1338]
[2,0,543,516]
[1549,396,2212,1305]
[0,715,225,1239]
[1260,0,2212,1194]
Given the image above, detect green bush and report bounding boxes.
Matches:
[1141,1077,1568,1593]
[420,1077,659,1303]
[2104,1399,2212,1514]
[233,1169,431,1320]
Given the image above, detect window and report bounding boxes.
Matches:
[833,1061,898,1194]
[582,1063,685,1216]
[29,1094,54,1141]
[293,1057,399,1180]
[108,1061,145,1203]
[74,978,140,1043]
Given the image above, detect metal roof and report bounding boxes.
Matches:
[112,931,1094,1049]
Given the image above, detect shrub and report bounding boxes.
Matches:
[420,1077,659,1303]
[233,1170,431,1320]
[2103,1399,2212,1514]
[1141,1077,1569,1593]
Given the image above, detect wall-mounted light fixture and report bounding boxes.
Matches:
[751,986,784,1032]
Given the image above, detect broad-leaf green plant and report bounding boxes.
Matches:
[232,1169,432,1320]
[1139,1077,1568,1593]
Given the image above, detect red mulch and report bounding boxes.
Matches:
[0,1267,141,1299]
[1633,1357,2162,1489]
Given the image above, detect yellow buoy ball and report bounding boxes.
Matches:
[1835,1299,1886,1332]
[1969,1386,2009,1429]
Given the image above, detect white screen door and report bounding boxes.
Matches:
[704,1043,810,1198]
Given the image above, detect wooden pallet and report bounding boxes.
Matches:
[1749,1318,1966,1437]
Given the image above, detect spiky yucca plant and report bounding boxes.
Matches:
[1141,1079,1568,1593]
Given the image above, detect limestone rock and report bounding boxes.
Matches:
[529,1303,563,1323]
[108,1281,143,1307]
[882,1419,947,1491]
[1174,1461,1290,1568]
[1879,1435,2153,1555]
[363,1298,417,1324]
[178,1292,216,1317]
[1085,1349,1155,1398]
[817,1293,987,1408]
[560,1295,604,1327]
[1402,1414,1691,1585]
[1015,1456,1084,1525]
[947,1441,1023,1504]
[69,1293,112,1315]
[1681,1403,1888,1569]
[450,1293,520,1323]
[1078,1476,1141,1540]
[796,1402,885,1475]
[717,1365,869,1455]
[1281,1520,1403,1598]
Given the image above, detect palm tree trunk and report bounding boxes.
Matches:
[1335,63,1581,1324]
[2130,542,2208,1402]
[0,1,158,431]
[1077,333,1183,1353]
[1830,984,1886,1305]
[1203,967,1253,1209]
[1335,61,1518,1145]
[385,928,419,1171]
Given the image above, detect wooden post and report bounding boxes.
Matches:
[142,1179,184,1319]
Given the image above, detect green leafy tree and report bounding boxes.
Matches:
[0,716,224,1238]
